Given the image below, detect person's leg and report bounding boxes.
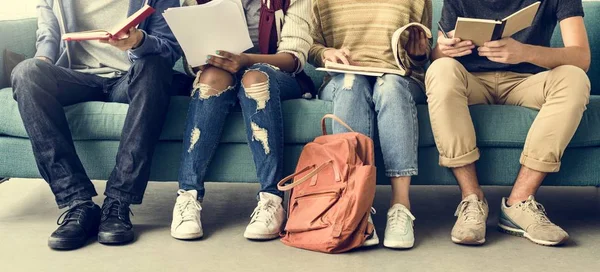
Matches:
[11,59,107,208]
[236,64,303,240]
[172,66,239,240]
[496,66,590,246]
[371,74,425,249]
[11,58,107,250]
[319,74,375,137]
[319,73,380,247]
[98,55,175,244]
[425,58,494,245]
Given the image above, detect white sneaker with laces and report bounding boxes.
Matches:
[384,204,416,249]
[171,189,203,240]
[362,213,380,247]
[244,192,286,240]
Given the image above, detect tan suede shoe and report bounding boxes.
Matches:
[451,194,489,245]
[499,196,569,246]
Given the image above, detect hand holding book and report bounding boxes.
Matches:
[322,47,354,66]
[406,26,429,59]
[436,29,475,58]
[99,27,144,51]
[477,38,528,64]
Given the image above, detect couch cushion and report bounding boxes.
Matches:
[3,88,600,148]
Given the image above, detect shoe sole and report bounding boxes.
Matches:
[171,231,204,240]
[497,223,568,246]
[98,231,134,245]
[383,240,414,249]
[451,236,485,245]
[243,231,280,240]
[48,237,87,250]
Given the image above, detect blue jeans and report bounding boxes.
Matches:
[320,74,425,177]
[11,56,176,208]
[178,64,304,200]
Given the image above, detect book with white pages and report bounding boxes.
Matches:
[163,0,252,67]
[316,22,432,77]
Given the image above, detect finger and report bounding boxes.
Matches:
[340,47,351,57]
[207,58,234,73]
[438,37,462,46]
[216,50,236,60]
[99,39,109,44]
[443,46,474,55]
[452,49,474,57]
[478,51,502,58]
[483,40,506,48]
[477,46,502,53]
[334,52,350,65]
[487,56,506,63]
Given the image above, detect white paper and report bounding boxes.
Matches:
[316,68,385,77]
[163,0,253,67]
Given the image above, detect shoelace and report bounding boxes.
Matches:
[56,202,94,225]
[521,199,552,225]
[388,207,415,232]
[249,199,277,224]
[176,196,202,222]
[102,200,133,224]
[455,199,485,223]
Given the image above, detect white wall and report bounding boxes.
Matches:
[0,0,37,20]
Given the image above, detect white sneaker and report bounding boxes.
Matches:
[362,215,380,247]
[384,204,416,249]
[244,192,286,240]
[171,189,203,240]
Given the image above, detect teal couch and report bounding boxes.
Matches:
[1,1,600,187]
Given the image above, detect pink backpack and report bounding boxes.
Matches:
[277,115,377,253]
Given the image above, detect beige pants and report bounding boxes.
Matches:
[425,58,591,173]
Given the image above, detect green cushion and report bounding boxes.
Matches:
[2,136,599,186]
[3,88,600,148]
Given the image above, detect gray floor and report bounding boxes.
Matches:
[0,179,598,272]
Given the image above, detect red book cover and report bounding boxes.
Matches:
[62,5,155,41]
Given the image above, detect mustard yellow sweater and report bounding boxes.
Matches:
[309,0,432,83]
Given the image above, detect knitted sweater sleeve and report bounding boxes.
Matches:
[277,0,314,74]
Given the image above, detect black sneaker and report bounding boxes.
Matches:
[48,202,101,250]
[98,198,135,245]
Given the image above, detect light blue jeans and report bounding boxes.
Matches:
[320,74,425,177]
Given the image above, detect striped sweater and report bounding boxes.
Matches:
[309,0,432,83]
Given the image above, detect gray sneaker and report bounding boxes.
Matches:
[451,194,488,245]
[498,196,569,246]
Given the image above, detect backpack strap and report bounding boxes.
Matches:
[321,114,355,135]
[277,160,334,191]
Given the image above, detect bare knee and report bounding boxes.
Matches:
[241,70,270,110]
[192,66,234,99]
[241,70,268,88]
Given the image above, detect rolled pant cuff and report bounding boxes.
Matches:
[439,148,480,168]
[57,191,98,209]
[104,190,143,205]
[520,154,561,173]
[386,169,418,177]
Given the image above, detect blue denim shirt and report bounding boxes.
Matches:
[35,0,182,68]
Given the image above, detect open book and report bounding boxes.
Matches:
[163,0,253,68]
[316,22,432,77]
[62,5,155,41]
[453,1,541,46]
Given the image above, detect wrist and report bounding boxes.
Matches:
[132,31,144,49]
[240,53,251,68]
[522,44,535,63]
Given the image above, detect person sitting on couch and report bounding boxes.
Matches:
[11,0,182,250]
[309,0,432,249]
[170,0,314,241]
[427,0,591,246]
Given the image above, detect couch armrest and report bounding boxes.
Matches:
[0,18,37,88]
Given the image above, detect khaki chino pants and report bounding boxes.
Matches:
[425,58,591,173]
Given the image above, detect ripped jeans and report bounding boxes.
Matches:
[178,64,304,200]
[320,74,425,177]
